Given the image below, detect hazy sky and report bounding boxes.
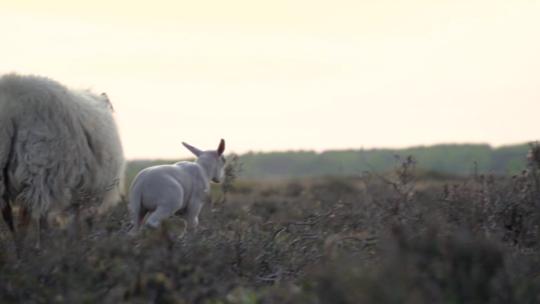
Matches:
[1,0,539,159]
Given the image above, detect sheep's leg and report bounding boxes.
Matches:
[1,200,14,233]
[17,207,30,241]
[34,216,48,249]
[70,207,81,240]
[14,206,31,256]
[0,120,14,237]
[1,200,16,255]
[35,217,41,250]
[0,169,15,251]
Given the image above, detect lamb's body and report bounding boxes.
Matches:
[0,74,124,229]
[129,140,226,231]
[129,162,209,229]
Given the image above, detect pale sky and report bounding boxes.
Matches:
[1,0,539,159]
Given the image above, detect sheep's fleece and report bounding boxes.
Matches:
[0,74,124,220]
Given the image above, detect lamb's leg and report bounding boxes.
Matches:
[128,181,149,234]
[186,199,204,231]
[145,205,176,229]
[144,186,184,230]
[136,207,148,229]
[128,207,148,236]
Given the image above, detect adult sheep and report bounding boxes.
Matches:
[0,74,125,247]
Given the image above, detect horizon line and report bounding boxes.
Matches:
[126,140,537,161]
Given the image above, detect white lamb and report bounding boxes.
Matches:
[128,139,226,232]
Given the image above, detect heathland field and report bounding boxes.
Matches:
[127,143,531,182]
[1,145,540,303]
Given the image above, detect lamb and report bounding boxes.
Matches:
[0,74,125,247]
[128,139,226,232]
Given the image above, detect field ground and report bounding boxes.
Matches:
[1,154,540,303]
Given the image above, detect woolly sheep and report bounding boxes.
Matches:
[0,74,125,246]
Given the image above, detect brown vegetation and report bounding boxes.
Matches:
[1,145,540,303]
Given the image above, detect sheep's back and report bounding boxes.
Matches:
[0,74,124,217]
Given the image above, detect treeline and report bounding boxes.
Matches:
[127,143,532,181]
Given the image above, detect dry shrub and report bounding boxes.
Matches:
[1,147,540,303]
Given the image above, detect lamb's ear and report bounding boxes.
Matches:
[217,139,225,156]
[182,142,202,157]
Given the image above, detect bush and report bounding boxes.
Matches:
[1,147,540,303]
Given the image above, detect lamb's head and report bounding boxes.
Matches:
[182,139,226,183]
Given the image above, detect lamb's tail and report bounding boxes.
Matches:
[128,183,146,233]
